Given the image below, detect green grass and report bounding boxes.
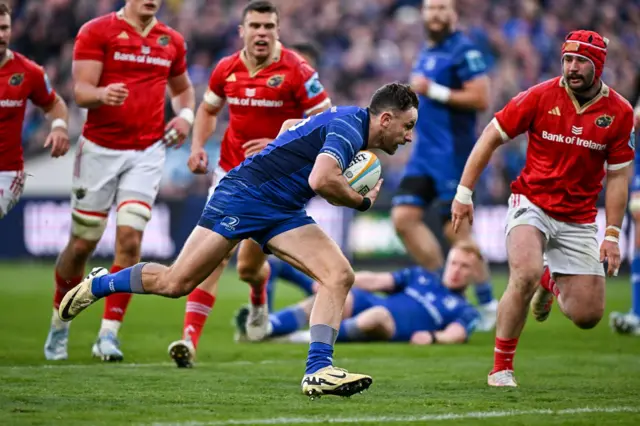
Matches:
[1,261,640,425]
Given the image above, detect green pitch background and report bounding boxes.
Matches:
[1,262,640,426]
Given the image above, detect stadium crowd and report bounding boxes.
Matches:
[8,0,640,204]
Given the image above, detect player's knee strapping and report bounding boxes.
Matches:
[116,200,152,231]
[71,209,109,241]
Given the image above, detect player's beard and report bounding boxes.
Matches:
[424,19,452,44]
[565,69,596,94]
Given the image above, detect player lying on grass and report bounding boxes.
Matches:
[236,240,481,345]
[58,82,419,399]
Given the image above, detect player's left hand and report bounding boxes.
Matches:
[242,138,272,157]
[451,199,474,233]
[163,116,191,148]
[44,127,70,158]
[410,331,434,345]
[410,75,430,96]
[600,240,621,277]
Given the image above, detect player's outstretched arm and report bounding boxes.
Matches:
[352,272,396,292]
[309,155,382,211]
[72,60,128,108]
[41,94,70,158]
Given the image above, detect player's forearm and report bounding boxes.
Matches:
[44,95,69,124]
[171,85,196,116]
[605,168,629,228]
[311,174,364,208]
[433,328,467,344]
[447,88,489,111]
[74,81,104,108]
[279,119,303,135]
[191,105,218,150]
[353,272,393,292]
[458,123,503,191]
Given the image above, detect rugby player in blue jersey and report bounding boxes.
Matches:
[243,240,481,345]
[391,0,497,330]
[58,82,418,398]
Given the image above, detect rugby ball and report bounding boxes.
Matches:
[344,151,382,196]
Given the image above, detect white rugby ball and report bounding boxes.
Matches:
[344,151,382,196]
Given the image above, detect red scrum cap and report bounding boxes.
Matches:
[561,30,609,80]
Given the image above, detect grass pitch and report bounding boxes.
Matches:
[1,262,640,425]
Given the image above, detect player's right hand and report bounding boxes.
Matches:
[188,148,208,174]
[99,83,129,106]
[364,179,384,206]
[451,199,474,233]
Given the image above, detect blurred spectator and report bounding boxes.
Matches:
[10,0,640,204]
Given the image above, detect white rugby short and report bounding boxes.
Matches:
[0,170,25,219]
[505,193,604,276]
[71,135,166,212]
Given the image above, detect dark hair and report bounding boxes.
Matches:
[290,41,321,66]
[369,83,419,115]
[242,1,279,21]
[0,3,11,16]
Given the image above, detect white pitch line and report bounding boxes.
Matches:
[0,359,303,371]
[148,406,640,426]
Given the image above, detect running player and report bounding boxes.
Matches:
[167,1,331,367]
[0,2,70,220]
[451,30,633,387]
[392,0,497,331]
[44,0,195,361]
[58,82,419,398]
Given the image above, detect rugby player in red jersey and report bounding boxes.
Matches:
[44,0,195,362]
[451,30,634,387]
[0,3,69,219]
[167,1,331,368]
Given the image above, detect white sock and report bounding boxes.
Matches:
[51,308,69,330]
[99,319,121,337]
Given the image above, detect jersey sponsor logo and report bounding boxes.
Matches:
[541,130,606,151]
[117,31,129,39]
[8,73,24,86]
[220,216,240,232]
[226,73,236,82]
[0,99,24,107]
[595,114,614,128]
[267,74,284,88]
[571,126,583,135]
[226,96,284,108]
[157,35,170,47]
[304,72,324,99]
[425,57,437,71]
[113,51,171,68]
[141,46,151,55]
[245,88,256,97]
[464,50,486,73]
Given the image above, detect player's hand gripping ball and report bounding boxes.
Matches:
[343,151,382,196]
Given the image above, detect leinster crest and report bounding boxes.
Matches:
[594,114,613,129]
[9,73,24,86]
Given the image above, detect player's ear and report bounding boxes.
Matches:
[380,111,393,128]
[238,24,244,38]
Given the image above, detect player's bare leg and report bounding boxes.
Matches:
[236,240,271,341]
[92,225,142,362]
[488,225,545,387]
[267,224,372,398]
[444,220,497,331]
[45,230,100,361]
[337,306,395,342]
[58,226,238,322]
[552,274,605,329]
[168,251,233,368]
[392,205,444,270]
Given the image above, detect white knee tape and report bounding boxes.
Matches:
[71,209,108,241]
[117,201,152,231]
[630,197,640,214]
